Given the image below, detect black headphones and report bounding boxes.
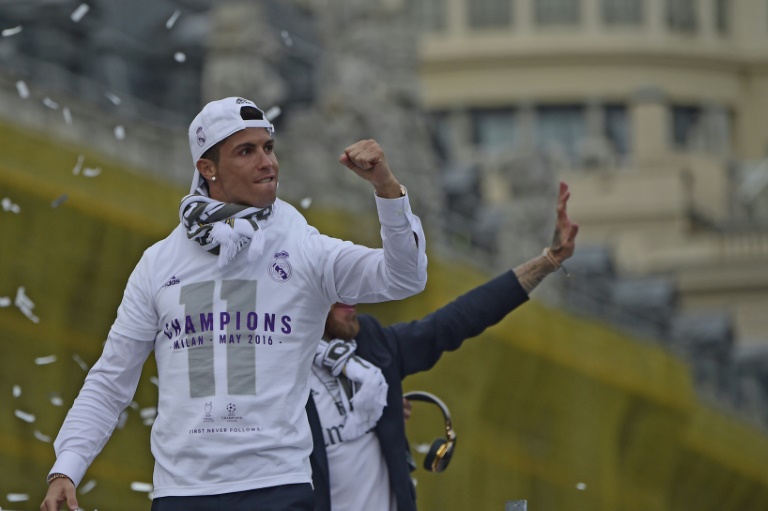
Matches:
[403,391,457,472]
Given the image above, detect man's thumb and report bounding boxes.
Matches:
[66,489,79,511]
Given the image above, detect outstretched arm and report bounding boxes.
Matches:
[514,181,579,294]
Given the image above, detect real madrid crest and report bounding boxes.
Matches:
[268,250,292,282]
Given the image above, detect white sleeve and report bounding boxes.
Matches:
[309,190,428,305]
[48,333,154,487]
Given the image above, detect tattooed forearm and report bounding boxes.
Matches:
[514,255,558,294]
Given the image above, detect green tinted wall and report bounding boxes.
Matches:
[2,122,768,510]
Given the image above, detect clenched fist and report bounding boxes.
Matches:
[339,139,403,198]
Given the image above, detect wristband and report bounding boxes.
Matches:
[46,473,73,485]
[543,247,570,278]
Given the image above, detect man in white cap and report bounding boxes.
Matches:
[41,97,428,511]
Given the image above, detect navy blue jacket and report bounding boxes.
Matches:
[308,270,529,511]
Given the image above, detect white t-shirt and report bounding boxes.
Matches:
[309,367,396,511]
[50,196,427,498]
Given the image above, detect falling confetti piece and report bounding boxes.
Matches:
[0,297,11,307]
[130,482,153,492]
[114,125,125,140]
[414,443,430,454]
[15,287,39,323]
[73,353,89,371]
[80,480,97,494]
[13,385,21,397]
[7,493,30,502]
[14,410,35,423]
[143,417,155,426]
[299,197,312,209]
[150,376,159,386]
[129,401,139,410]
[280,30,293,47]
[174,52,186,63]
[51,194,68,208]
[50,395,63,406]
[139,407,157,419]
[117,410,128,429]
[35,355,57,365]
[72,155,84,175]
[166,9,181,29]
[42,97,59,109]
[70,3,89,22]
[576,482,587,490]
[34,430,52,442]
[62,106,72,125]
[105,92,121,105]
[2,197,21,213]
[16,80,29,99]
[264,106,281,121]
[83,167,101,178]
[2,25,22,37]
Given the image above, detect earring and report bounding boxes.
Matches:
[211,175,216,182]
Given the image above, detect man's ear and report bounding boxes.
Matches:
[196,158,216,180]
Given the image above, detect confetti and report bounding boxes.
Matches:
[72,155,84,175]
[73,353,89,371]
[299,197,312,209]
[0,296,11,307]
[105,92,121,105]
[143,417,155,426]
[34,430,52,442]
[166,9,181,29]
[280,30,293,48]
[51,194,69,208]
[7,493,30,502]
[35,355,57,365]
[129,401,139,410]
[2,25,22,37]
[15,287,39,323]
[16,80,29,99]
[13,384,21,397]
[42,97,60,109]
[150,376,159,386]
[576,482,587,490]
[130,482,153,492]
[62,106,72,125]
[70,4,90,23]
[174,52,186,63]
[14,410,35,423]
[2,197,21,213]
[80,479,97,494]
[414,443,430,454]
[117,410,128,429]
[50,395,64,407]
[83,167,101,178]
[114,125,125,140]
[264,106,281,121]
[139,407,157,419]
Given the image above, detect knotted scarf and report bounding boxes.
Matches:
[179,193,274,268]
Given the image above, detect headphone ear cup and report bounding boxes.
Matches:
[423,438,447,472]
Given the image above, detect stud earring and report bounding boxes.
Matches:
[211,175,216,182]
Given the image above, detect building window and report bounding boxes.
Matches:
[671,105,702,149]
[604,104,630,156]
[468,0,513,29]
[534,0,581,26]
[536,105,586,163]
[429,111,453,161]
[408,0,447,32]
[471,107,518,152]
[714,0,729,34]
[602,0,644,26]
[667,0,697,32]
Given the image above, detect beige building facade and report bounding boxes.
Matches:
[414,0,768,345]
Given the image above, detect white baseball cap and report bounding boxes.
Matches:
[188,96,275,194]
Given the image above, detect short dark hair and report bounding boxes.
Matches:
[200,106,267,164]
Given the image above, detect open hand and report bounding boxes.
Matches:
[549,181,579,264]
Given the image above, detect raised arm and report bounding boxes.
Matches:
[513,181,579,293]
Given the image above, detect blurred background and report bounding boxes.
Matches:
[2,0,768,509]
